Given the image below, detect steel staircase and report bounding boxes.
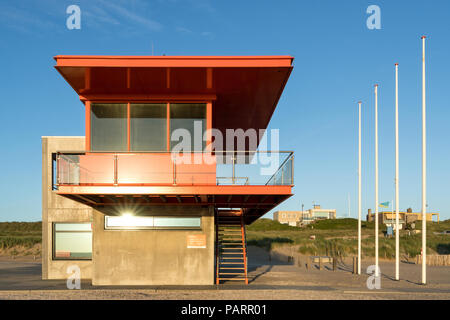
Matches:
[215,211,248,284]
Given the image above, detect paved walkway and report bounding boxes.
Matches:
[0,247,449,299]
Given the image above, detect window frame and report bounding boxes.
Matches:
[129,103,168,152]
[90,103,128,152]
[104,215,202,231]
[52,222,93,261]
[169,103,207,152]
[85,100,212,153]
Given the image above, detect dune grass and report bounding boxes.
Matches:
[1,219,449,259]
[247,218,450,258]
[0,222,42,249]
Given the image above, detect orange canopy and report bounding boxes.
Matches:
[54,55,294,147]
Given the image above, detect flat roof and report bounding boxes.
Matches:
[54,55,294,67]
[54,55,294,149]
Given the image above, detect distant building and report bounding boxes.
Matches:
[366,208,439,230]
[274,205,336,226]
[273,211,306,226]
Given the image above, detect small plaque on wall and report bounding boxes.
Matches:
[187,234,206,248]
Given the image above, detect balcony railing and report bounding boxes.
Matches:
[56,151,294,187]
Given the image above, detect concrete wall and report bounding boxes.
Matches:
[92,205,215,285]
[42,136,93,279]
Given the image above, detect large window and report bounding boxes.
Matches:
[89,102,208,152]
[170,103,206,152]
[91,103,127,151]
[130,104,167,151]
[104,215,201,230]
[53,223,92,260]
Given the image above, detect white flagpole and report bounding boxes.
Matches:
[421,36,427,285]
[395,63,400,281]
[358,101,362,275]
[374,84,379,277]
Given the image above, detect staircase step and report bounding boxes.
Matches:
[220,252,245,255]
[220,245,244,247]
[219,241,243,243]
[218,232,242,234]
[219,246,243,249]
[218,236,242,238]
[215,215,247,285]
[217,226,241,228]
[219,273,245,275]
[218,235,242,237]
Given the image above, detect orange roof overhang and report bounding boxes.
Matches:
[54,55,294,147]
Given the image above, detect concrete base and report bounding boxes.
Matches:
[92,206,215,286]
[42,137,93,280]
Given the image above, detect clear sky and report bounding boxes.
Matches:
[0,0,449,222]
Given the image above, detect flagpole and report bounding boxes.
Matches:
[395,63,400,281]
[421,36,427,285]
[358,101,362,275]
[374,84,379,277]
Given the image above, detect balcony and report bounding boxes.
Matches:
[55,151,294,223]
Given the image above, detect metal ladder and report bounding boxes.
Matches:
[215,211,248,284]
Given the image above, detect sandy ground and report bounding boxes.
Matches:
[0,246,449,300]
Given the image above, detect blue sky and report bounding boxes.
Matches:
[0,0,449,221]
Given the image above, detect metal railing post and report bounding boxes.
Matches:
[56,153,61,185]
[114,154,118,185]
[68,158,72,185]
[173,159,177,185]
[291,155,294,185]
[232,153,236,185]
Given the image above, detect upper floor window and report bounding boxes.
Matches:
[89,102,207,152]
[130,104,167,151]
[170,103,206,152]
[91,103,127,151]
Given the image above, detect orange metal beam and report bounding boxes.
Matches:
[57,185,292,196]
[79,94,217,102]
[127,103,130,151]
[206,101,212,151]
[85,101,91,151]
[54,55,294,68]
[166,102,170,151]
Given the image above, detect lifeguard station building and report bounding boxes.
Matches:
[42,55,294,285]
